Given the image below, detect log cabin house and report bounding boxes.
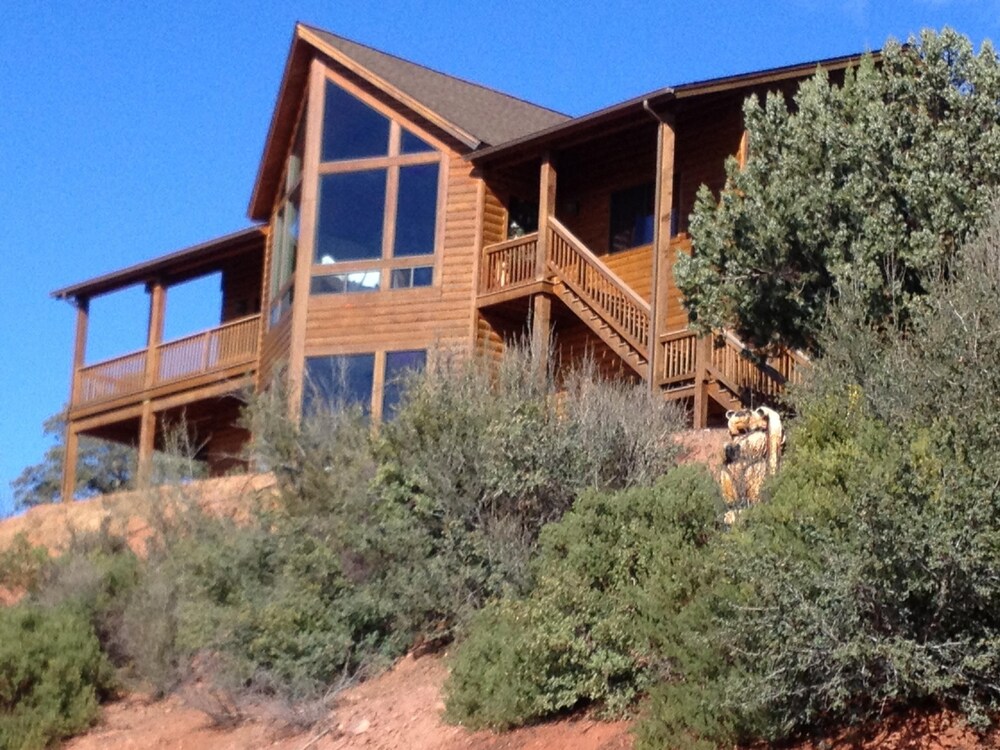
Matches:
[53,23,857,499]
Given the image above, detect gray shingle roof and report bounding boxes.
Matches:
[305,25,569,147]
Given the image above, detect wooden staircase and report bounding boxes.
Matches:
[546,218,650,376]
[478,219,808,420]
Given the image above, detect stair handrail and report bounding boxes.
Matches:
[546,218,651,356]
[548,218,651,314]
[710,329,810,399]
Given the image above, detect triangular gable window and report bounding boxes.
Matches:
[400,129,434,154]
[321,81,391,161]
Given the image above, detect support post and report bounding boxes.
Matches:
[61,428,79,503]
[144,279,166,389]
[531,293,552,373]
[61,297,89,502]
[536,151,557,280]
[693,335,712,429]
[647,107,676,394]
[137,400,156,487]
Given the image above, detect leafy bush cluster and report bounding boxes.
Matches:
[0,527,137,749]
[448,213,1000,747]
[445,466,722,729]
[0,604,115,750]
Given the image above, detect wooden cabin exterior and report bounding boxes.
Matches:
[54,23,857,499]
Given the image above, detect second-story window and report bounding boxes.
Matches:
[313,80,441,290]
[609,182,655,253]
[268,106,306,326]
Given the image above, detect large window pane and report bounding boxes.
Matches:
[316,170,387,263]
[394,163,439,257]
[382,350,426,417]
[322,81,390,161]
[303,353,375,415]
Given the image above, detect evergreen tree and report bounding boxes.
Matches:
[676,29,1000,352]
[11,412,134,509]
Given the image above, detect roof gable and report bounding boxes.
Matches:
[303,25,568,147]
[249,24,567,220]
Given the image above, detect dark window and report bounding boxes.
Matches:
[316,170,387,263]
[507,197,538,238]
[400,129,434,154]
[303,353,375,415]
[394,163,439,256]
[382,350,426,417]
[609,182,655,252]
[321,81,390,161]
[389,266,433,289]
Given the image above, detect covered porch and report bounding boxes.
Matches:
[53,227,266,500]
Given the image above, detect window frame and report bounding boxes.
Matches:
[302,348,427,421]
[267,96,308,329]
[311,75,446,292]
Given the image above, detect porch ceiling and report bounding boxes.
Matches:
[52,226,265,302]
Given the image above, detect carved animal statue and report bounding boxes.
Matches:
[719,406,784,517]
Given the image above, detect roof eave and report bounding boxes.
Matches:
[248,29,312,222]
[469,50,874,167]
[52,226,266,302]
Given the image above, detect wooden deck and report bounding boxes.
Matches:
[71,314,260,418]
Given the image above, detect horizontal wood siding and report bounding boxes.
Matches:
[557,124,657,257]
[674,93,746,234]
[303,151,478,359]
[482,185,507,247]
[663,237,693,333]
[259,313,292,385]
[602,244,652,302]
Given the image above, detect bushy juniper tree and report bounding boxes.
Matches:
[676,28,1000,352]
[11,412,134,509]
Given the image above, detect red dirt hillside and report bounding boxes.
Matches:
[6,437,1000,749]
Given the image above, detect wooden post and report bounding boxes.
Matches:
[61,428,80,503]
[649,114,676,392]
[693,335,712,429]
[531,293,552,372]
[137,400,156,487]
[144,280,166,389]
[61,298,89,502]
[531,152,557,373]
[536,152,557,281]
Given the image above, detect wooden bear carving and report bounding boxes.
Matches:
[719,406,784,518]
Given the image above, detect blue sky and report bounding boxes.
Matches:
[2,0,998,515]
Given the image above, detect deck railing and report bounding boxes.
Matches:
[75,314,260,407]
[547,218,651,354]
[659,328,809,401]
[479,233,540,294]
[77,350,148,405]
[660,330,699,388]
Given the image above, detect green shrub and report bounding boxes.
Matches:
[0,603,114,750]
[237,344,684,697]
[634,213,1000,747]
[0,534,49,593]
[369,348,684,636]
[445,465,723,730]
